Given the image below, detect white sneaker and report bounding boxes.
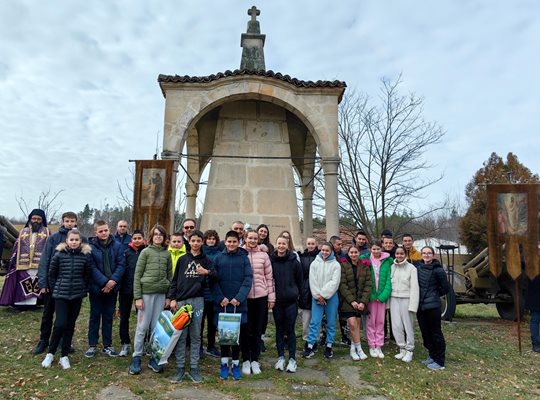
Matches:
[119,344,130,357]
[377,348,385,359]
[274,356,285,371]
[402,351,413,363]
[251,361,261,375]
[242,360,251,375]
[356,346,368,360]
[369,348,377,358]
[41,353,54,368]
[59,356,71,369]
[350,347,360,361]
[394,349,406,360]
[286,358,297,373]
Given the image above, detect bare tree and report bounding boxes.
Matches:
[16,188,64,223]
[316,76,445,239]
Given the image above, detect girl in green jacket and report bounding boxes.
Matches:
[366,240,392,359]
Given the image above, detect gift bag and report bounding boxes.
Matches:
[217,306,241,346]
[149,310,183,365]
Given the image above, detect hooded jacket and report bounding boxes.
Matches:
[367,252,393,303]
[243,244,275,302]
[49,243,92,300]
[38,226,88,290]
[121,241,147,295]
[309,251,341,300]
[133,244,172,299]
[417,259,449,311]
[339,256,372,313]
[89,235,126,294]
[270,250,302,304]
[211,247,253,324]
[404,246,422,264]
[168,251,216,301]
[299,247,318,309]
[390,258,420,312]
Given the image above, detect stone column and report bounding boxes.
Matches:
[322,157,340,239]
[302,180,315,239]
[185,129,200,220]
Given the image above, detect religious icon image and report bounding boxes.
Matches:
[141,168,165,207]
[497,192,527,235]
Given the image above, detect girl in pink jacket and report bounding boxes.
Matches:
[241,230,275,375]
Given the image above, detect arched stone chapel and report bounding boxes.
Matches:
[158,6,346,244]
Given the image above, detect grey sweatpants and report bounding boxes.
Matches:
[173,296,204,369]
[132,293,166,357]
[389,297,415,351]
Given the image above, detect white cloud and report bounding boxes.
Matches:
[0,0,538,220]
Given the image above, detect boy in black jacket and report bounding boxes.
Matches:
[118,230,146,357]
[168,230,216,383]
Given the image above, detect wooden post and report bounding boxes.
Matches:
[515,278,522,354]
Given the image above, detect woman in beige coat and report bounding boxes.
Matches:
[389,246,419,363]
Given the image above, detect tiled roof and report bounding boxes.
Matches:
[158,69,347,88]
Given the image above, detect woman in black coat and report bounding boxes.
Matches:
[299,238,318,341]
[416,246,449,371]
[41,230,92,369]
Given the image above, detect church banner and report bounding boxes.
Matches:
[132,160,175,238]
[487,184,539,280]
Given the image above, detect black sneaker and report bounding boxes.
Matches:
[324,346,333,359]
[170,368,185,383]
[533,344,540,353]
[341,337,351,346]
[188,367,203,383]
[205,347,221,358]
[302,346,315,359]
[32,340,48,355]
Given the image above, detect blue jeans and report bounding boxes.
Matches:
[88,292,117,347]
[531,310,540,346]
[307,293,339,346]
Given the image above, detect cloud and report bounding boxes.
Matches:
[0,0,538,220]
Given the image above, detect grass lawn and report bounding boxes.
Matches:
[0,276,539,399]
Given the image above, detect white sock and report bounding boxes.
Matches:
[221,357,229,365]
[232,359,239,366]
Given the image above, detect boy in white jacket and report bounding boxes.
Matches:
[302,243,341,360]
[389,247,419,362]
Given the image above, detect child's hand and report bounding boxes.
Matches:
[169,300,177,311]
[268,301,275,309]
[135,299,144,310]
[230,298,240,307]
[196,265,208,275]
[220,298,230,307]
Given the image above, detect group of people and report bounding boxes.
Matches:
[0,209,452,384]
[298,231,449,372]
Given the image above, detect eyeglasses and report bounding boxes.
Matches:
[184,226,195,230]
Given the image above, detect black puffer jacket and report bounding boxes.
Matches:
[49,243,92,300]
[417,259,449,311]
[270,250,303,304]
[121,242,146,295]
[299,248,318,309]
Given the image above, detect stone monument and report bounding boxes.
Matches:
[158,6,346,245]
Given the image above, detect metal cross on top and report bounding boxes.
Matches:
[248,6,260,21]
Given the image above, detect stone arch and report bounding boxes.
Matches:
[162,76,340,166]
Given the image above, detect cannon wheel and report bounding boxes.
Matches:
[496,280,525,321]
[441,286,457,321]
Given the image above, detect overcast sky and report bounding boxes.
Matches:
[1,0,538,220]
